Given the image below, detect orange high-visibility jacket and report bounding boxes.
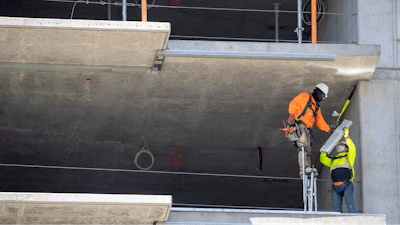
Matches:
[289,92,330,132]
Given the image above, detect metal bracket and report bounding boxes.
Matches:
[152,51,165,74]
[294,27,305,43]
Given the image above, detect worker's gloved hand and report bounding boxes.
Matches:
[288,114,296,123]
[328,128,334,134]
[343,127,349,137]
[288,114,296,125]
[330,123,338,130]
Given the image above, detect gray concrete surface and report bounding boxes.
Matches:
[317,0,358,44]
[358,0,399,69]
[0,2,398,225]
[0,16,170,68]
[166,40,380,56]
[0,16,381,210]
[317,80,363,214]
[0,192,172,224]
[165,207,386,225]
[352,1,400,224]
[357,78,400,224]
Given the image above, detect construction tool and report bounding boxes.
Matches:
[320,119,353,154]
[333,85,357,128]
[280,120,302,141]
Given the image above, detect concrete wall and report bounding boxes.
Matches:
[317,1,400,223]
[356,0,400,224]
[317,83,362,214]
[317,0,357,44]
[358,74,400,224]
[358,0,399,69]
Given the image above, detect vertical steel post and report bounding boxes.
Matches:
[309,173,314,212]
[302,148,306,211]
[314,177,318,211]
[108,0,111,20]
[295,0,304,43]
[273,2,281,43]
[122,0,127,21]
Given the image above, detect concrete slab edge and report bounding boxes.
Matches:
[0,62,155,74]
[0,16,170,32]
[0,192,173,205]
[157,50,337,61]
[169,207,386,217]
[166,40,381,56]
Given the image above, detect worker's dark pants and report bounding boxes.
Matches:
[296,125,312,173]
[331,182,357,213]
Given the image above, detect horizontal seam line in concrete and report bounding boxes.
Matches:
[0,163,331,181]
[0,201,171,205]
[169,207,386,216]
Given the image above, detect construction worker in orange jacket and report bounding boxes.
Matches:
[288,83,332,177]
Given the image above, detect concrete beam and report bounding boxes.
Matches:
[0,192,172,224]
[0,16,170,69]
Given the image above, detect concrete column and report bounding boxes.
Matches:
[356,1,400,223]
[357,77,400,223]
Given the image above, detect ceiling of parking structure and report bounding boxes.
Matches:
[0,17,380,209]
[1,0,315,42]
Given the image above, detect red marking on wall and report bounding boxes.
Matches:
[171,0,180,6]
[86,79,92,81]
[169,144,182,166]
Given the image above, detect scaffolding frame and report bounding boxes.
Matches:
[45,0,351,44]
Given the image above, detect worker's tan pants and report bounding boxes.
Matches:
[296,125,312,173]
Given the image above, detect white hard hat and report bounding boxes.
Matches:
[337,141,348,152]
[316,83,329,98]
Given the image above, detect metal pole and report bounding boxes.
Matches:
[295,0,304,43]
[142,0,147,22]
[273,2,281,43]
[314,177,318,211]
[108,0,111,20]
[311,0,317,43]
[309,173,314,212]
[302,148,306,211]
[122,0,127,21]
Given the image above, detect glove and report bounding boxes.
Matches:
[287,126,296,133]
[330,123,338,130]
[343,128,349,137]
[288,114,296,123]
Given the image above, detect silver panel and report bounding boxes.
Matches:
[320,119,353,154]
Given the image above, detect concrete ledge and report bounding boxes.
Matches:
[0,16,171,67]
[166,40,381,56]
[0,192,172,224]
[165,207,386,225]
[0,16,170,32]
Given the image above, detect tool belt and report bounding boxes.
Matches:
[331,180,352,196]
[292,121,313,146]
[287,123,302,141]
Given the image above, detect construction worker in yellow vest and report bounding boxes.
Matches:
[320,128,356,213]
